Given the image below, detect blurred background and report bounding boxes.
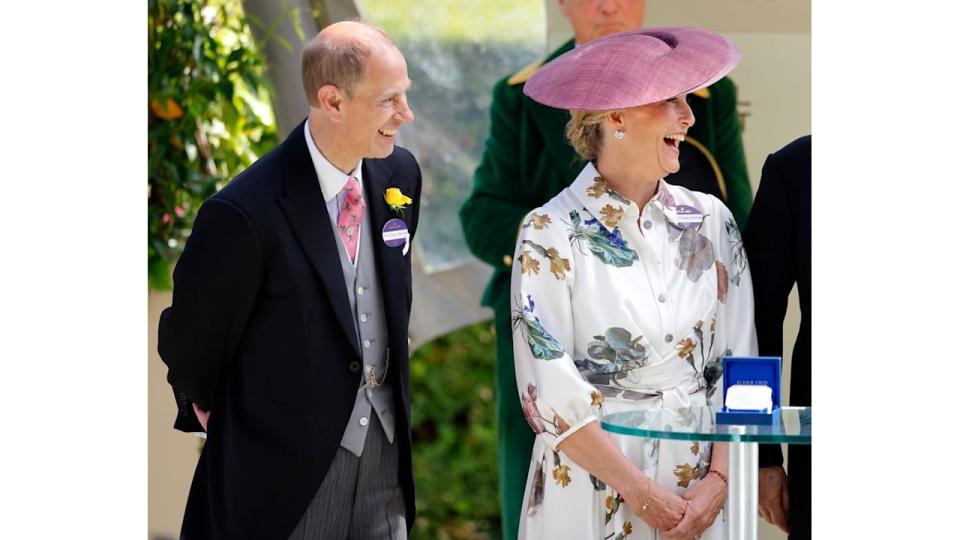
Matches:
[148,0,810,538]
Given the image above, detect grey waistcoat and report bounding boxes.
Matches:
[334,204,395,457]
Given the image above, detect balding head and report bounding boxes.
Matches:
[301,20,396,106]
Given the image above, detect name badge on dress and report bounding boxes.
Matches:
[664,204,704,229]
[382,218,410,255]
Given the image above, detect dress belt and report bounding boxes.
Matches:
[615,360,703,393]
[603,360,707,409]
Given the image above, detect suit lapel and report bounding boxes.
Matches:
[277,121,361,357]
[361,158,405,343]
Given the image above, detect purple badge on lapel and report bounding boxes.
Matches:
[382,218,410,255]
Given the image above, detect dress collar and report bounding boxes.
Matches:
[570,162,703,230]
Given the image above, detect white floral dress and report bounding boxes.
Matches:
[510,162,757,540]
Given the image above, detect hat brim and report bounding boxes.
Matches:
[524,27,742,111]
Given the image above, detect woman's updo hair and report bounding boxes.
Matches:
[565,109,613,162]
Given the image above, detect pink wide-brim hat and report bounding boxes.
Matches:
[524,26,741,111]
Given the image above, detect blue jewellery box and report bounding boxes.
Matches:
[715,356,782,426]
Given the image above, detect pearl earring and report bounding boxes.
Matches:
[614,129,625,140]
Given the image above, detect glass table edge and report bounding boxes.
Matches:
[599,419,811,444]
[599,406,811,444]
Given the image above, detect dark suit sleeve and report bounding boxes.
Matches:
[710,79,752,227]
[158,197,263,432]
[459,78,531,267]
[743,151,796,468]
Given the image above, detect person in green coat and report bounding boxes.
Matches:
[459,2,751,538]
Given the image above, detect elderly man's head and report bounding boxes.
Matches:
[302,21,413,167]
[558,0,646,44]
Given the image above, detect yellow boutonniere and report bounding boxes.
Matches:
[384,187,412,214]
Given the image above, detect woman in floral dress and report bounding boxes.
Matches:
[510,27,757,540]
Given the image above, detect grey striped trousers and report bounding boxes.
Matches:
[288,414,406,539]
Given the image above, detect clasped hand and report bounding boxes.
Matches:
[633,473,726,539]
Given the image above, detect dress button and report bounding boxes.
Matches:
[349,361,360,372]
[360,313,368,322]
[359,417,369,427]
[665,334,674,343]
[658,294,666,303]
[503,254,513,266]
[363,339,371,349]
[643,220,653,229]
[357,286,364,296]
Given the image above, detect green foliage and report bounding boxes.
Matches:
[245,0,307,53]
[148,0,277,289]
[410,322,501,540]
[357,0,545,42]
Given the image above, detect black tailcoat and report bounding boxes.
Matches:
[159,121,422,539]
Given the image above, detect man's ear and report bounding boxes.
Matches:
[317,84,345,120]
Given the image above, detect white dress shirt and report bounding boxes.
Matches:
[304,121,364,267]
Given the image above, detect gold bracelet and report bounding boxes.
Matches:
[707,469,728,485]
[640,478,654,513]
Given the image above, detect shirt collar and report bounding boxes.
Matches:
[649,179,679,214]
[304,121,363,202]
[570,162,691,227]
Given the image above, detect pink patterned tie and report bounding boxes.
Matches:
[337,176,365,263]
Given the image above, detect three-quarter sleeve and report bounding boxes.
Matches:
[510,208,599,450]
[711,200,759,406]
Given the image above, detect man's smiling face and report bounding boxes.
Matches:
[339,44,414,161]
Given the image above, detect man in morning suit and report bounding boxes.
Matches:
[159,20,420,539]
[458,1,751,537]
[743,135,811,539]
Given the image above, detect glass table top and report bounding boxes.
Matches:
[601,407,811,444]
